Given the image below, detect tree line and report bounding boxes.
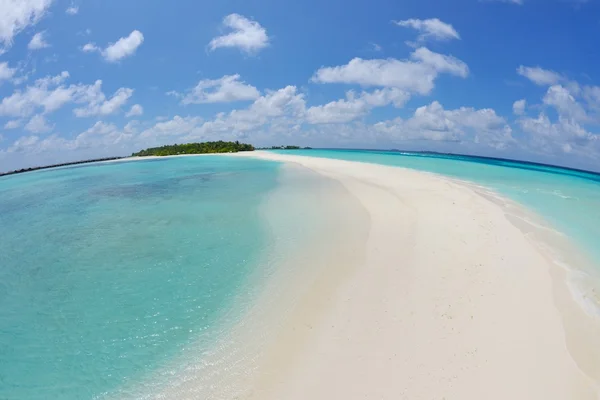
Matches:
[131,141,255,157]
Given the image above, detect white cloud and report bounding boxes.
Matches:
[543,85,587,122]
[24,114,52,133]
[306,88,409,124]
[76,121,119,139]
[513,99,526,115]
[5,121,135,159]
[124,120,140,134]
[7,135,40,152]
[82,43,98,52]
[235,85,305,120]
[175,74,261,104]
[4,119,21,129]
[209,14,269,54]
[517,66,562,86]
[312,47,468,95]
[37,70,70,86]
[140,116,203,138]
[125,104,143,117]
[411,47,469,77]
[104,30,144,62]
[83,30,144,62]
[73,84,133,117]
[0,71,73,117]
[0,0,53,51]
[66,5,78,15]
[0,72,133,118]
[519,113,597,155]
[141,86,306,142]
[394,18,460,42]
[582,85,600,112]
[371,43,382,52]
[374,101,512,148]
[28,31,49,50]
[0,61,16,80]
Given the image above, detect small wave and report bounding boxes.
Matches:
[534,188,580,200]
[553,260,600,319]
[567,274,600,319]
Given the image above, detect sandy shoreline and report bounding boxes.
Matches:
[221,151,600,400]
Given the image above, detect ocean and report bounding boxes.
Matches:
[0,156,282,399]
[1,150,599,398]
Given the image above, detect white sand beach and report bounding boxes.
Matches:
[222,151,600,400]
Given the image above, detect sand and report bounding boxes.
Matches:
[227,151,600,400]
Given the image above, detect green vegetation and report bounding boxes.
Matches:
[131,141,255,157]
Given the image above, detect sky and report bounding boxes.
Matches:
[1,0,600,172]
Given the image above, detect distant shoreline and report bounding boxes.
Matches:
[3,147,600,178]
[0,157,125,177]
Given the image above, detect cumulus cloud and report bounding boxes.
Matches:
[7,135,40,152]
[517,66,562,86]
[306,88,410,124]
[82,43,98,52]
[394,18,460,42]
[83,30,144,62]
[66,4,78,15]
[209,14,269,54]
[73,84,133,117]
[0,61,16,81]
[125,104,143,117]
[174,74,261,104]
[0,71,73,117]
[3,121,135,162]
[4,119,21,129]
[28,31,49,50]
[0,0,53,51]
[141,85,306,142]
[24,114,53,133]
[543,85,587,122]
[583,85,600,111]
[513,99,526,115]
[374,101,513,148]
[124,120,140,134]
[140,116,203,138]
[519,113,597,155]
[512,68,600,158]
[312,47,468,95]
[0,71,133,118]
[411,47,469,77]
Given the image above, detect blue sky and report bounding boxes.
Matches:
[1,0,600,171]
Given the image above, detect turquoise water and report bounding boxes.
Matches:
[3,150,600,399]
[0,157,280,399]
[272,149,600,267]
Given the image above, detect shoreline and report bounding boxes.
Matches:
[228,151,600,399]
[138,161,370,399]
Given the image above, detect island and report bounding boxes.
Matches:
[131,141,255,157]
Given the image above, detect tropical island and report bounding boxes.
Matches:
[131,141,255,157]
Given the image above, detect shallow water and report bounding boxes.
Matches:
[0,157,281,399]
